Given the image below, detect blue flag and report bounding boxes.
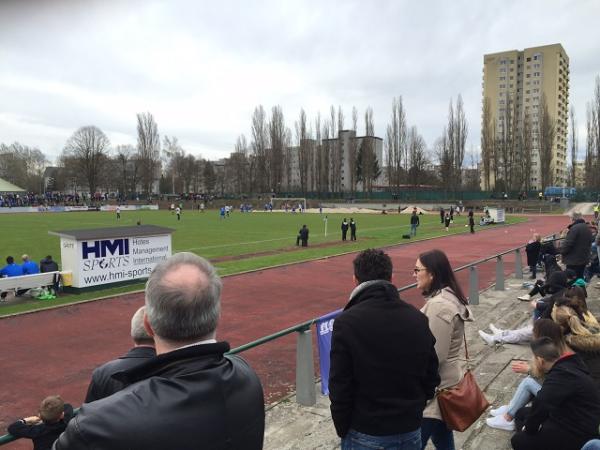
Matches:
[315,309,342,395]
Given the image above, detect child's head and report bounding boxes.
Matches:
[39,396,65,424]
[533,233,541,242]
[530,337,561,373]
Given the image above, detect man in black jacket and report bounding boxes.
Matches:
[329,249,440,450]
[561,212,593,278]
[511,337,600,450]
[53,252,265,450]
[84,306,156,402]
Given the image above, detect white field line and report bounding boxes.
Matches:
[180,221,457,252]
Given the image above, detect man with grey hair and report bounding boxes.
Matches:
[561,212,593,279]
[84,306,156,403]
[54,252,265,450]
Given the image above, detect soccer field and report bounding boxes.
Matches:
[0,208,525,314]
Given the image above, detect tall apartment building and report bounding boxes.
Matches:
[283,130,383,192]
[481,43,569,191]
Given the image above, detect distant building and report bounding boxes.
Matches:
[481,43,569,191]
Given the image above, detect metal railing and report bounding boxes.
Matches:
[0,234,559,445]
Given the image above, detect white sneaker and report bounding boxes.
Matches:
[489,323,503,334]
[486,415,515,431]
[478,330,495,346]
[490,405,509,417]
[517,294,531,301]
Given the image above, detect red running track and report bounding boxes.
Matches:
[0,215,570,448]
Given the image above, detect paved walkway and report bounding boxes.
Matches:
[264,276,600,450]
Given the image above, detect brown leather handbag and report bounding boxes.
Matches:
[436,330,490,432]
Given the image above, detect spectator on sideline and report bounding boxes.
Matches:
[525,234,542,279]
[299,224,309,247]
[39,255,60,297]
[485,319,566,431]
[410,208,420,237]
[21,254,40,275]
[416,249,473,449]
[84,306,156,402]
[53,252,265,450]
[341,218,349,241]
[560,212,593,279]
[39,256,59,273]
[0,256,24,301]
[7,395,73,450]
[350,218,357,241]
[329,249,439,450]
[511,337,600,450]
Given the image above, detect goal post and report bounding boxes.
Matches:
[270,197,307,212]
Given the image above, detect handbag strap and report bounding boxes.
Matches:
[462,326,471,370]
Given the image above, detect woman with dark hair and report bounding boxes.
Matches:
[415,249,472,450]
[485,319,568,431]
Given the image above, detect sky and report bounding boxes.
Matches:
[1,0,599,164]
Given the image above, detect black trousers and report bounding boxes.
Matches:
[566,264,586,279]
[511,413,588,450]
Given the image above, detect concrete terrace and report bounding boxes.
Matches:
[264,275,600,450]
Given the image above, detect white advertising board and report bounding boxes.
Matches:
[61,234,171,288]
[488,208,506,223]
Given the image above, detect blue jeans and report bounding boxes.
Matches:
[342,428,421,450]
[410,224,417,236]
[420,418,454,450]
[507,376,541,417]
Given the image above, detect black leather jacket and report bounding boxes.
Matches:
[53,342,264,450]
[84,345,156,403]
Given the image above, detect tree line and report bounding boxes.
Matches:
[1,95,494,197]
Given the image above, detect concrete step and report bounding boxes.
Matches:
[264,277,600,450]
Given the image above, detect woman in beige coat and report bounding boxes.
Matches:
[414,249,473,450]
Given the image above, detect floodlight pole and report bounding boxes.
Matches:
[324,215,328,237]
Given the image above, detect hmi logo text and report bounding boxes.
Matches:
[82,239,130,259]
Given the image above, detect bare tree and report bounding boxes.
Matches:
[136,112,161,196]
[296,108,311,193]
[585,103,598,189]
[251,105,269,192]
[228,134,249,194]
[480,97,494,190]
[348,107,359,195]
[406,126,428,186]
[569,107,577,187]
[385,96,407,193]
[454,95,468,188]
[0,142,48,193]
[436,132,453,190]
[63,126,110,195]
[521,112,533,192]
[357,107,379,193]
[268,106,286,191]
[538,94,556,190]
[203,160,216,194]
[163,136,184,194]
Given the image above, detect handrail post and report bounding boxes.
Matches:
[296,327,316,406]
[495,255,505,290]
[469,266,479,305]
[515,248,523,279]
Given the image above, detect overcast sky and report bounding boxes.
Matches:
[1,0,599,164]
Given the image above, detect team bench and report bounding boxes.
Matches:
[0,271,60,298]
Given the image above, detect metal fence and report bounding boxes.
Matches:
[0,236,557,446]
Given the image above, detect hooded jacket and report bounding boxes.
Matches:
[329,280,440,438]
[561,219,593,266]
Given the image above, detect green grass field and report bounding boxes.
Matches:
[0,209,526,315]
